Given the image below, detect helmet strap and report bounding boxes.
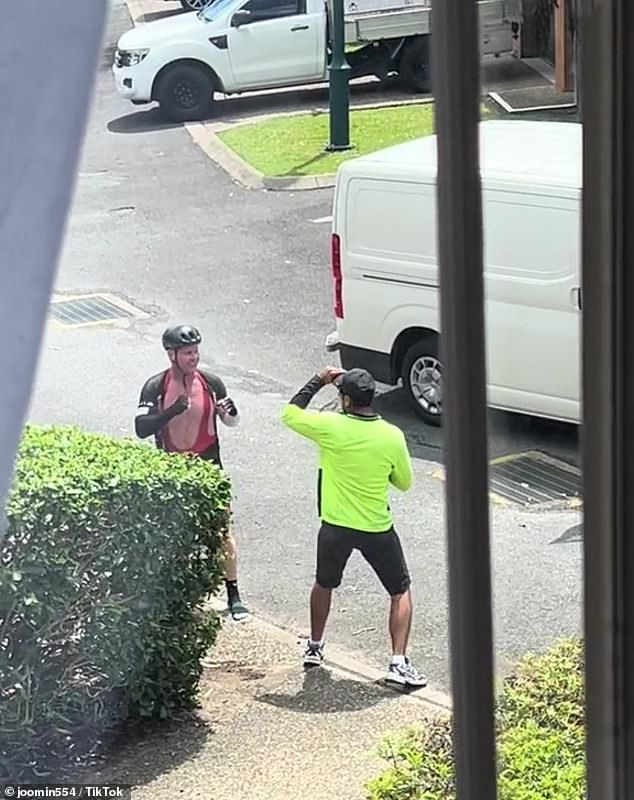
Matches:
[169,348,186,392]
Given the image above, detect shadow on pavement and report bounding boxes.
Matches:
[256,665,394,714]
[84,714,211,786]
[490,410,579,462]
[280,150,332,177]
[108,108,188,133]
[107,79,411,135]
[374,388,444,463]
[139,8,187,22]
[217,79,408,121]
[374,385,579,466]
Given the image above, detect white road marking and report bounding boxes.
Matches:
[310,215,333,224]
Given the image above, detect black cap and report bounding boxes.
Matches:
[334,368,376,407]
[162,325,202,350]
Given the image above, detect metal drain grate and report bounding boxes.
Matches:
[489,451,581,507]
[50,293,144,326]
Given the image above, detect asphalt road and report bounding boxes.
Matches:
[27,0,583,692]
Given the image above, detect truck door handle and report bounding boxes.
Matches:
[571,287,582,310]
[291,23,309,30]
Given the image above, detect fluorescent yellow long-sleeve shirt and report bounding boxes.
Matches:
[282,399,413,533]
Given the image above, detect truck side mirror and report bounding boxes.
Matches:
[231,9,252,26]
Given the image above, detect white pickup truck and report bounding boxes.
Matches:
[113,0,521,122]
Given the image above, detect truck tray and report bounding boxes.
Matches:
[342,0,521,51]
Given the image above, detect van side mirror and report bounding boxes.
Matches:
[231,9,252,26]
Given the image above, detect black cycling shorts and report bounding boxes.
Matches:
[165,441,223,469]
[199,442,222,469]
[315,522,411,596]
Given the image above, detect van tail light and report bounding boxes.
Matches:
[331,233,343,319]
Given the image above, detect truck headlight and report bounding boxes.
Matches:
[115,49,150,68]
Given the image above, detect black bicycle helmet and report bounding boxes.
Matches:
[162,324,202,351]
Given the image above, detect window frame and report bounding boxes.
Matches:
[580,0,634,796]
[433,0,634,795]
[430,0,498,796]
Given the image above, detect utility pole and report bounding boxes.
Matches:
[326,0,352,151]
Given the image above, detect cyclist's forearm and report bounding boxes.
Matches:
[135,408,175,438]
[218,408,240,427]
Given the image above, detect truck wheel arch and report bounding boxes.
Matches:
[391,326,439,382]
[151,59,224,100]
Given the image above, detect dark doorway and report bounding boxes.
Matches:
[534,0,555,65]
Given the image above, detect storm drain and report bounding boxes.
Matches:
[489,451,581,507]
[50,293,146,327]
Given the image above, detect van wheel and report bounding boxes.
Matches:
[156,64,215,123]
[402,338,442,426]
[400,36,432,94]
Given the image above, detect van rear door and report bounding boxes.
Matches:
[336,174,439,357]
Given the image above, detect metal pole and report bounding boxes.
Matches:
[431,0,497,797]
[326,0,351,151]
[580,0,634,795]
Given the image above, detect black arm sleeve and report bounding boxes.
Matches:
[134,374,176,439]
[135,407,177,439]
[288,375,325,409]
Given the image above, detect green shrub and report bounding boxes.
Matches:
[367,639,585,800]
[368,721,454,800]
[0,425,231,782]
[498,721,585,800]
[497,639,584,734]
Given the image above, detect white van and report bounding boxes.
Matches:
[325,119,582,426]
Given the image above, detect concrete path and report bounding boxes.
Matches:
[92,609,447,800]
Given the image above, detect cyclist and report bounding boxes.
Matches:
[281,366,426,688]
[134,324,248,621]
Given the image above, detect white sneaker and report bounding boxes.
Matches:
[385,657,427,687]
[228,598,249,622]
[303,640,325,667]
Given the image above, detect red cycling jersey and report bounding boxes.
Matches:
[161,370,218,455]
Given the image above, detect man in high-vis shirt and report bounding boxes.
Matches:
[282,367,426,688]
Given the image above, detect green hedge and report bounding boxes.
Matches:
[367,639,585,800]
[0,425,231,783]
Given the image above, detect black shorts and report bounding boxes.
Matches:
[162,441,223,469]
[316,522,411,597]
[199,442,222,469]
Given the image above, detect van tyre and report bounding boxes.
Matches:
[402,338,442,426]
[156,64,215,123]
[400,36,431,94]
